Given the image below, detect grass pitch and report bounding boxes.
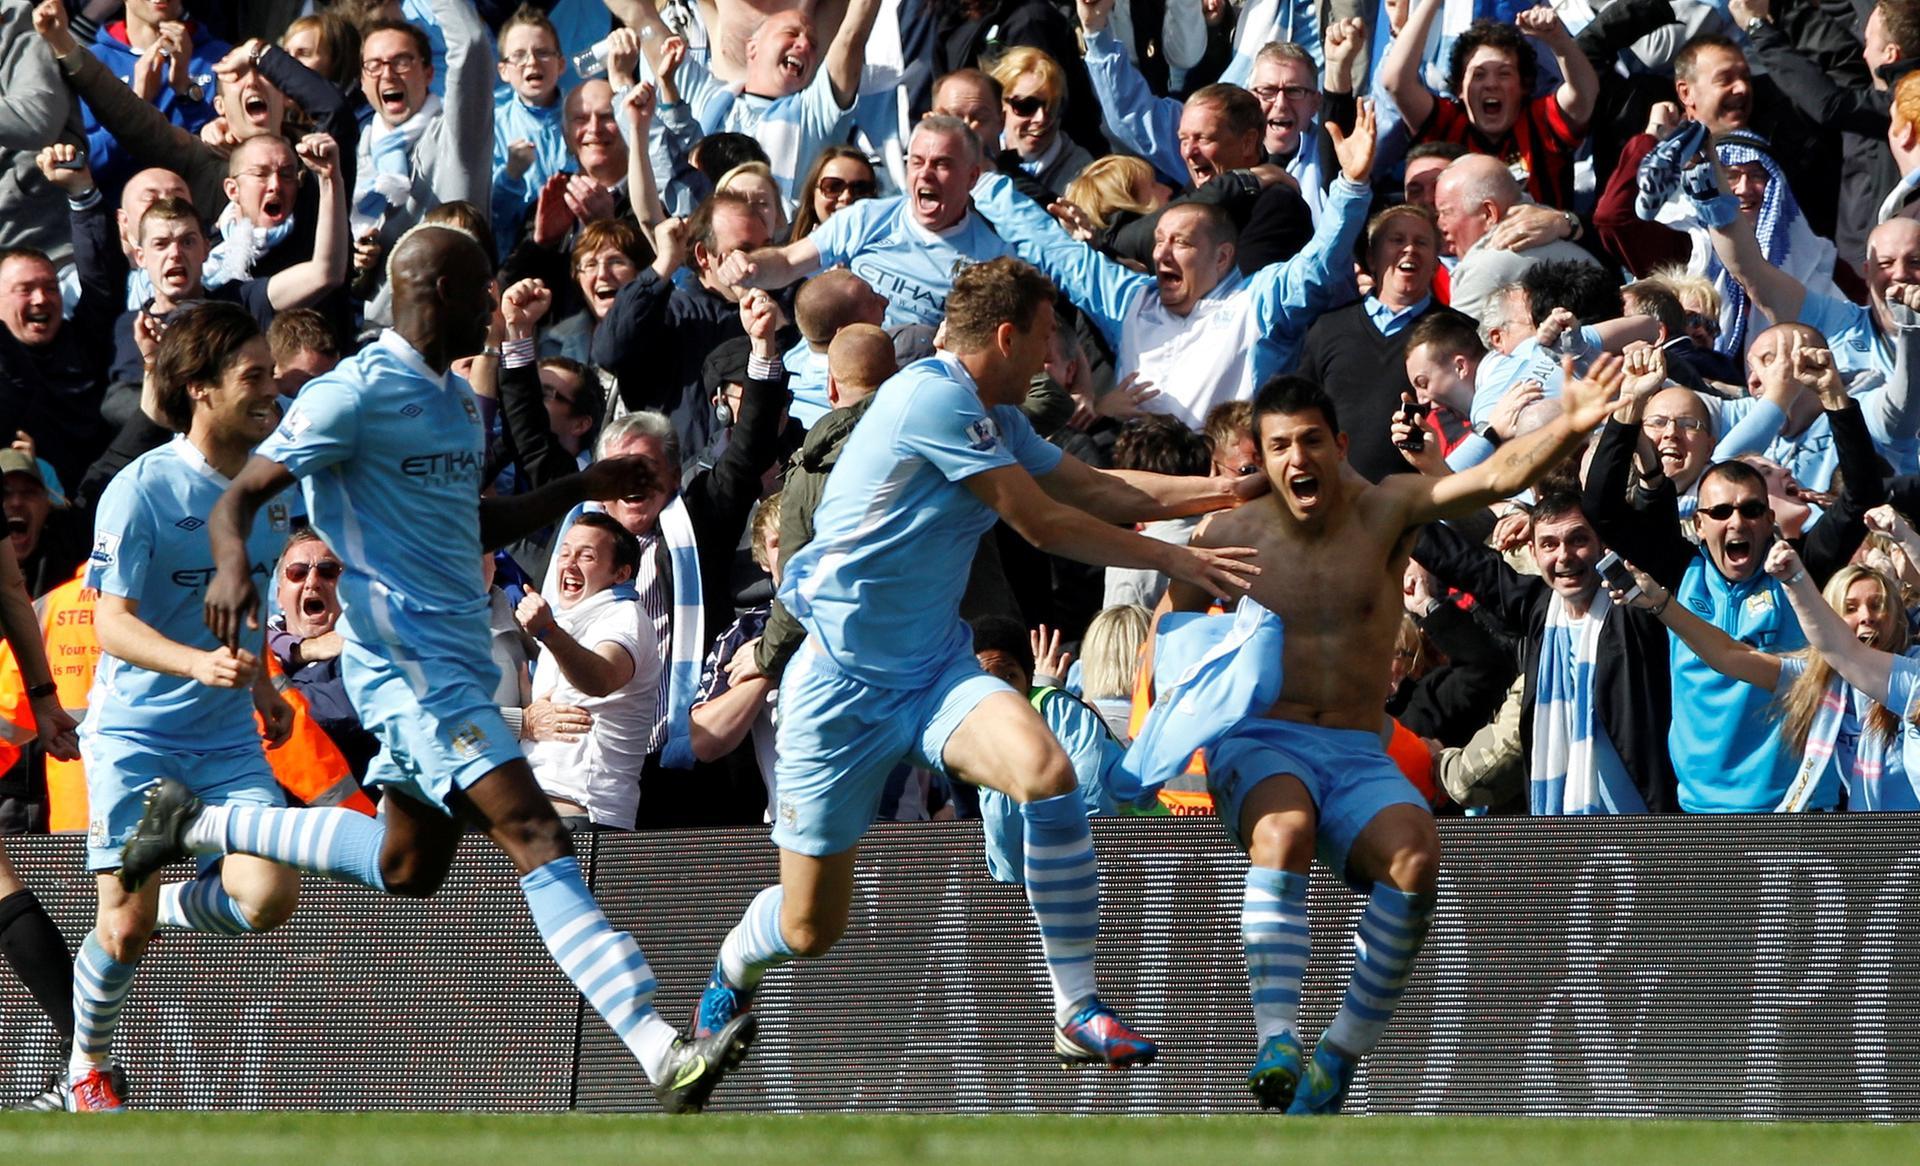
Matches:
[0,1113,1910,1165]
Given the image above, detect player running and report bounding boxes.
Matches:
[691,257,1263,1081]
[118,225,746,1113]
[65,302,302,1111]
[1157,359,1623,1113]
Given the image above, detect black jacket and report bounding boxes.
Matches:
[591,269,744,480]
[1413,520,1677,811]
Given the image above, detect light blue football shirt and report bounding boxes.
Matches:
[256,330,491,662]
[809,197,1019,329]
[86,436,294,749]
[780,352,1064,688]
[676,57,852,205]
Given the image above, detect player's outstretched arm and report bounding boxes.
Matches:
[205,455,298,650]
[1036,449,1267,524]
[477,454,661,552]
[967,464,1260,598]
[1394,354,1625,527]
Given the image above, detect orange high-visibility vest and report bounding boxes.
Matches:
[261,655,375,816]
[0,568,101,831]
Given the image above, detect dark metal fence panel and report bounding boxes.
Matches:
[6,816,1920,1117]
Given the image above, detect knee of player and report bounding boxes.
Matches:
[1009,747,1078,804]
[379,856,448,899]
[780,910,846,959]
[1386,832,1441,895]
[1247,813,1314,872]
[238,880,300,932]
[96,906,156,963]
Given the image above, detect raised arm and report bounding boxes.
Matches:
[1766,541,1896,704]
[1400,354,1625,524]
[265,133,348,309]
[1865,290,1920,451]
[1616,562,1783,690]
[1380,0,1442,134]
[433,0,496,213]
[972,170,1147,350]
[825,0,882,109]
[1076,0,1186,180]
[1701,162,1808,326]
[204,455,299,649]
[1515,6,1597,131]
[0,539,75,758]
[620,81,665,229]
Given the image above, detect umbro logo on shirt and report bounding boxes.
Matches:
[175,517,206,531]
[401,404,425,418]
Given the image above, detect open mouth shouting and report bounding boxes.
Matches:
[1286,471,1321,507]
[913,184,945,221]
[557,566,586,602]
[301,592,331,619]
[259,193,289,226]
[588,279,620,316]
[17,305,54,342]
[1720,533,1757,572]
[777,51,807,85]
[379,85,411,120]
[241,87,273,126]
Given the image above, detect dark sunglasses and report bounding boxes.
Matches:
[1005,94,1050,117]
[283,560,343,582]
[1697,500,1770,521]
[816,175,877,198]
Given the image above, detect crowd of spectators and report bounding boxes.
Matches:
[6,0,1920,830]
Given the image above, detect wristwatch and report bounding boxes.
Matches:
[26,681,56,700]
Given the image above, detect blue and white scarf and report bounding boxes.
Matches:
[352,92,442,236]
[205,202,296,290]
[1779,671,1858,812]
[547,494,704,769]
[1530,590,1644,814]
[654,495,705,769]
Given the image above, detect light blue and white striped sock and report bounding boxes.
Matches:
[521,856,679,1083]
[69,931,137,1077]
[718,884,793,989]
[1244,866,1311,1043]
[186,804,387,891]
[1022,790,1100,1023]
[1321,884,1435,1057]
[156,871,257,936]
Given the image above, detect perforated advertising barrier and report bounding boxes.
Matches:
[3,815,1919,1117]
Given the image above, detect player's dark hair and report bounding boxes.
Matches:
[153,301,263,433]
[970,614,1036,679]
[1446,19,1539,98]
[570,511,642,576]
[1252,374,1341,437]
[942,256,1056,353]
[1523,260,1621,327]
[1113,415,1212,477]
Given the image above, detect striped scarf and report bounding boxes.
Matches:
[546,496,705,768]
[1780,672,1855,812]
[1700,137,1794,356]
[653,496,705,769]
[1530,590,1626,815]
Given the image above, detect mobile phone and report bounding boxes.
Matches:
[52,156,84,172]
[1595,551,1641,603]
[1394,400,1430,453]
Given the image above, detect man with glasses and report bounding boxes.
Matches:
[1585,339,1884,812]
[352,2,493,326]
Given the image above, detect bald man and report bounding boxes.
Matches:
[1709,206,1920,390]
[127,224,754,1114]
[1436,154,1598,323]
[784,268,888,426]
[826,322,895,408]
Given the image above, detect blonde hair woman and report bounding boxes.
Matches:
[988,46,1094,196]
[1079,604,1151,742]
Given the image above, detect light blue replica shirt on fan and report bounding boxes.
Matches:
[807,195,1019,328]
